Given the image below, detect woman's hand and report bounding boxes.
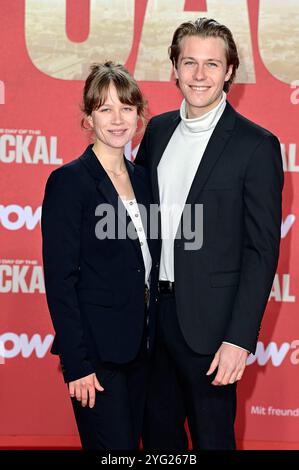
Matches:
[68,373,104,408]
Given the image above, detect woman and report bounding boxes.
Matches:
[41,62,159,450]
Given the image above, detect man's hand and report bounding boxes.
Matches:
[68,373,104,408]
[206,343,249,385]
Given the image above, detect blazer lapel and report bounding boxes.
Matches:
[79,145,142,265]
[126,166,146,231]
[185,102,237,206]
[79,145,127,227]
[124,160,147,267]
[152,112,181,205]
[149,104,237,242]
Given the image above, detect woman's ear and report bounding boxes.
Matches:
[86,114,93,128]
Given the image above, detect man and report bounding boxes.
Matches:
[135,18,283,450]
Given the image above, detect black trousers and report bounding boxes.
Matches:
[143,293,236,450]
[71,326,149,450]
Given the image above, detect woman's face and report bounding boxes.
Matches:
[88,83,138,152]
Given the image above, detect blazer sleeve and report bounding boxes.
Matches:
[41,168,95,382]
[224,134,284,353]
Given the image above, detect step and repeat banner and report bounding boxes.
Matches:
[0,0,298,449]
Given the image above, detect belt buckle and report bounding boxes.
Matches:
[158,281,174,294]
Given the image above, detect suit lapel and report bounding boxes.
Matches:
[96,174,128,229]
[79,145,144,266]
[128,171,146,233]
[151,103,237,241]
[185,102,237,206]
[124,160,147,267]
[152,103,237,206]
[152,112,181,205]
[79,145,126,227]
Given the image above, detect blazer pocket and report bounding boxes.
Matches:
[78,288,113,307]
[203,185,239,191]
[209,271,240,288]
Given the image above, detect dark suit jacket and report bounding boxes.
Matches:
[135,101,284,354]
[42,145,159,382]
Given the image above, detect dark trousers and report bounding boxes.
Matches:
[143,293,236,450]
[71,327,149,450]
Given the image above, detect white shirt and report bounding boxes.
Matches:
[121,198,152,286]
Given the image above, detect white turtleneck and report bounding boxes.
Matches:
[158,92,226,282]
[158,93,247,353]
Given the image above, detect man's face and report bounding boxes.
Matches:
[174,35,233,118]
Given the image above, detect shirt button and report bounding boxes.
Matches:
[129,201,134,205]
[135,214,139,217]
[138,227,143,232]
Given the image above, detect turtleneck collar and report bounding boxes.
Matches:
[180,92,227,134]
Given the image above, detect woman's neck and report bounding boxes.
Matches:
[92,142,124,172]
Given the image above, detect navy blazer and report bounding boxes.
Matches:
[135,102,284,354]
[42,145,159,382]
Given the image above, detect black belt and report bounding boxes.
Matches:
[158,280,175,295]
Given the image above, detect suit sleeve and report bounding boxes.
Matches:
[41,168,95,382]
[224,135,284,353]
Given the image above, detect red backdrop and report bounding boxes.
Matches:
[0,0,298,450]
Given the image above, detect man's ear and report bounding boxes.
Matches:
[225,64,233,83]
[173,65,179,80]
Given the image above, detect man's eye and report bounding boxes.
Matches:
[207,62,218,67]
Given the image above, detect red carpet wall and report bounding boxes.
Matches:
[0,0,298,449]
